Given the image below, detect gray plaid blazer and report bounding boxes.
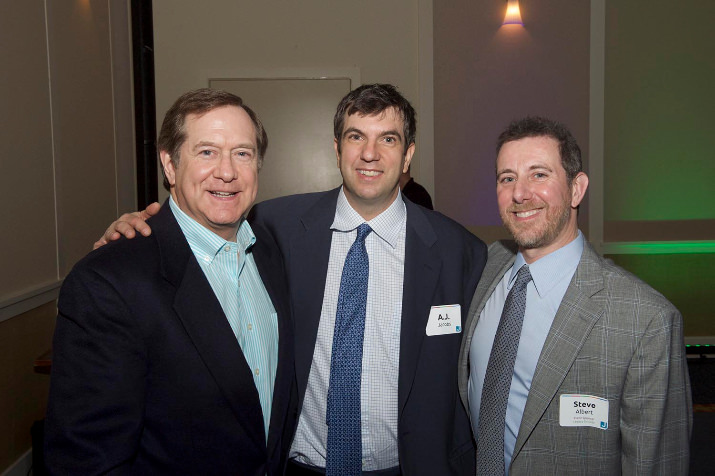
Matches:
[458,239,692,475]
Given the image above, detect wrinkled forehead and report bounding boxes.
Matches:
[496,135,562,171]
[343,107,405,134]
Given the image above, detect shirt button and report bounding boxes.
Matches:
[247,323,253,331]
[254,368,260,376]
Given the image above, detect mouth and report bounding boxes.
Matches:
[514,209,539,218]
[358,170,381,177]
[209,191,238,198]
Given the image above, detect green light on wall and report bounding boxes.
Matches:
[602,241,715,255]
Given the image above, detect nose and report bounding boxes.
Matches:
[511,178,532,203]
[215,152,238,181]
[361,138,378,162]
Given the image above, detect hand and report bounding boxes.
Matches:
[93,202,161,250]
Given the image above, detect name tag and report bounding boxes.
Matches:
[559,394,609,430]
[425,304,461,336]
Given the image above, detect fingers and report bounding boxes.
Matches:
[116,214,151,238]
[93,231,121,250]
[141,202,161,219]
[93,202,160,250]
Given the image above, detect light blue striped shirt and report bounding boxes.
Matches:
[169,197,278,439]
[469,231,584,474]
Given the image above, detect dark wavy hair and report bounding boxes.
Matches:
[333,84,416,155]
[496,116,582,183]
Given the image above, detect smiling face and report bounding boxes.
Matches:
[335,107,415,220]
[496,136,588,263]
[161,105,259,241]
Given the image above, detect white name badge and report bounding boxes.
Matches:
[559,394,609,430]
[425,304,461,336]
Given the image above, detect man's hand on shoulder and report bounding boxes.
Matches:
[93,202,161,250]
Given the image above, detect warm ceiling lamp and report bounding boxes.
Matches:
[503,0,524,26]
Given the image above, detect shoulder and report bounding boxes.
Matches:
[68,233,161,285]
[488,239,518,259]
[408,204,488,264]
[58,233,163,316]
[251,190,333,219]
[578,244,680,326]
[599,255,676,312]
[412,204,484,245]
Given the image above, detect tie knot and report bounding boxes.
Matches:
[355,223,372,243]
[514,264,532,290]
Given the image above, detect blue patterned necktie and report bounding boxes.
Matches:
[326,223,372,476]
[477,265,532,476]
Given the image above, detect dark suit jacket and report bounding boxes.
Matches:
[45,202,295,475]
[250,188,487,475]
[458,240,692,475]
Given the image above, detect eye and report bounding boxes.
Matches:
[234,150,255,161]
[347,133,362,141]
[200,149,215,158]
[498,176,515,184]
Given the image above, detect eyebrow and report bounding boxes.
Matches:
[497,163,554,176]
[343,127,403,142]
[192,141,256,152]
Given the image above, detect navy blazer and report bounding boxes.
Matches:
[45,202,295,476]
[250,188,487,475]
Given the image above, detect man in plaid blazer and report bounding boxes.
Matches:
[458,116,692,475]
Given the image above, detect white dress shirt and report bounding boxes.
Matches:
[290,188,407,470]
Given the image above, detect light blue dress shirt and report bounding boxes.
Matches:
[170,197,278,439]
[469,231,584,474]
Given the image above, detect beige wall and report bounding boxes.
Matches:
[0,0,134,471]
[152,0,422,201]
[433,0,591,239]
[0,303,56,472]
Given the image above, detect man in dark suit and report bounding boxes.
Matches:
[45,89,294,475]
[96,84,487,475]
[251,84,487,476]
[458,116,691,475]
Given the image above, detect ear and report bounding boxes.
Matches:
[570,172,589,208]
[160,150,177,187]
[334,138,341,169]
[402,142,416,173]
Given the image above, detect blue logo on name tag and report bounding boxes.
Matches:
[600,421,608,429]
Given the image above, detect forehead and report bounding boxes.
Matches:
[497,136,562,172]
[342,107,404,134]
[184,105,256,142]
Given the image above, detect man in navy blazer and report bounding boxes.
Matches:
[96,84,487,475]
[45,89,295,475]
[254,84,486,476]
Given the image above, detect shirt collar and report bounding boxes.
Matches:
[169,196,255,264]
[331,186,406,248]
[508,230,584,298]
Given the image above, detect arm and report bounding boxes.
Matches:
[93,201,161,249]
[620,305,692,475]
[44,265,148,475]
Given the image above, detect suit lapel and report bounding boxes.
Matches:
[398,203,441,413]
[512,243,605,461]
[154,204,266,454]
[458,241,516,412]
[289,189,339,403]
[251,222,293,460]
